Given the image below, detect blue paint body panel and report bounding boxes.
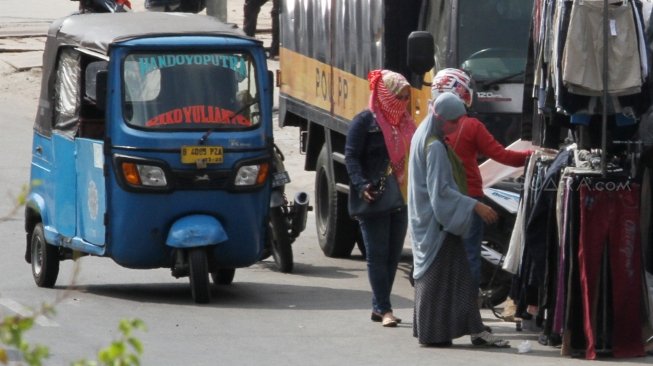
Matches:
[26,26,274,273]
[166,215,228,248]
[76,139,106,245]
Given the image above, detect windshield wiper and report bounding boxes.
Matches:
[477,71,525,90]
[198,98,259,145]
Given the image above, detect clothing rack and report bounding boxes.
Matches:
[600,0,609,176]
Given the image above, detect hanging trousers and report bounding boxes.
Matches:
[578,183,644,359]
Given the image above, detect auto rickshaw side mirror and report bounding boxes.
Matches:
[95,70,108,111]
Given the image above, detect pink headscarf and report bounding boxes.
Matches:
[368,70,416,200]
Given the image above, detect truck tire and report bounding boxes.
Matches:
[315,145,356,257]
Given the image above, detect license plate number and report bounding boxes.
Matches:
[181,146,223,164]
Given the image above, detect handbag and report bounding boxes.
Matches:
[348,164,405,218]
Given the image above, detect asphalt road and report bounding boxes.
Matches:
[0,1,650,365]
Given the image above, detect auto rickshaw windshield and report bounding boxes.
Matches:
[122,51,260,130]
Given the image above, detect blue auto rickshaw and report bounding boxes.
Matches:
[24,12,290,303]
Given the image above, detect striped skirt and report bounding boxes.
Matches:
[413,234,485,344]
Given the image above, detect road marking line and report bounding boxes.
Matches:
[0,298,59,327]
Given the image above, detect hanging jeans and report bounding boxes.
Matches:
[578,183,644,359]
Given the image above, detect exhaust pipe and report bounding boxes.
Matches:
[290,192,310,238]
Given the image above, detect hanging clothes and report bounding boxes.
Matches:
[563,0,642,96]
[578,180,645,359]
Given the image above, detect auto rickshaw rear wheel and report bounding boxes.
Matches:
[31,223,60,288]
[211,268,235,285]
[188,248,211,303]
[269,206,293,273]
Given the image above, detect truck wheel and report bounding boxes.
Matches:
[189,248,211,303]
[315,145,356,257]
[31,223,59,288]
[211,268,235,285]
[269,207,294,273]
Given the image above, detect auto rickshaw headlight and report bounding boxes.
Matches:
[138,165,168,187]
[121,162,168,187]
[234,162,269,186]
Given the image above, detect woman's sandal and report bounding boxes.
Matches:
[471,331,510,348]
[381,312,398,327]
[371,312,402,324]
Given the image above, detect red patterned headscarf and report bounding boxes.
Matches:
[368,70,416,200]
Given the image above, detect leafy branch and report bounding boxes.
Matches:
[1,186,146,366]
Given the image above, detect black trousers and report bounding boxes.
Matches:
[243,0,279,56]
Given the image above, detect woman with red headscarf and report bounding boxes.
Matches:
[345,69,416,327]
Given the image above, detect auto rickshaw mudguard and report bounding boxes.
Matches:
[165,214,228,248]
[24,192,48,234]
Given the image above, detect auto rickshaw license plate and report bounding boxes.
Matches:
[181,146,223,164]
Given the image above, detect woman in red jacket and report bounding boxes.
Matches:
[432,68,531,294]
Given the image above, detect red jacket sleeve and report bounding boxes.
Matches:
[473,119,530,167]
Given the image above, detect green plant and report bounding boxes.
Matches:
[1,186,146,366]
[0,305,52,366]
[72,319,147,366]
[1,312,146,366]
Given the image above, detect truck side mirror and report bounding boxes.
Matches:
[407,31,435,74]
[95,70,108,111]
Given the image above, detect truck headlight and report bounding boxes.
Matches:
[234,162,269,187]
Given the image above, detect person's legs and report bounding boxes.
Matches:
[269,0,280,57]
[243,0,268,37]
[359,215,393,315]
[462,211,483,290]
[385,209,408,298]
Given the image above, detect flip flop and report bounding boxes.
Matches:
[471,331,510,348]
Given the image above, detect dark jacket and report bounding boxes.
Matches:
[345,110,391,197]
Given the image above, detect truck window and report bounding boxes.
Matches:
[425,0,531,82]
[456,0,532,82]
[122,52,260,130]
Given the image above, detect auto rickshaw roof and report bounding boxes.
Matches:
[49,12,256,55]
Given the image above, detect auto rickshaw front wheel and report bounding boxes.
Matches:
[31,223,60,288]
[188,248,211,303]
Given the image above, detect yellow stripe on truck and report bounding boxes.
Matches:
[279,48,369,121]
[279,47,433,124]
